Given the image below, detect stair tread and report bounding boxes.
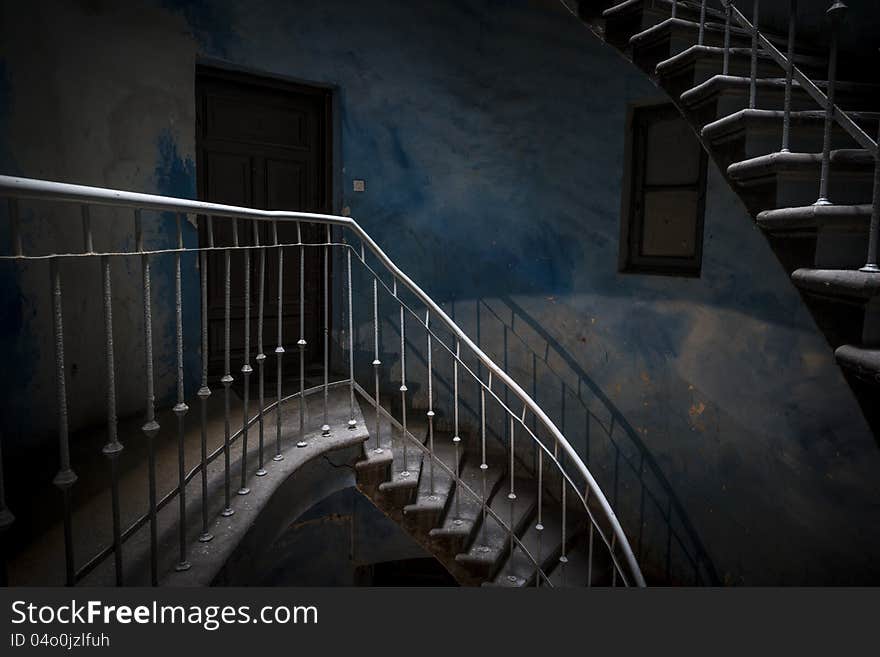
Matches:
[681,75,880,108]
[377,417,428,491]
[403,434,458,515]
[702,108,880,143]
[757,203,873,231]
[491,503,564,587]
[728,149,874,179]
[429,459,504,539]
[835,344,880,378]
[792,268,880,300]
[630,17,751,48]
[656,44,823,79]
[455,477,537,570]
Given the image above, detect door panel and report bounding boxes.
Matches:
[196,66,332,378]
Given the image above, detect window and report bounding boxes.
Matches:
[619,102,707,276]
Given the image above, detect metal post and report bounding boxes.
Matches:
[238,223,253,491]
[274,221,285,462]
[559,475,568,584]
[297,223,308,448]
[698,0,707,45]
[670,0,677,20]
[347,247,357,431]
[452,341,461,524]
[816,2,848,205]
[723,1,733,75]
[173,215,191,571]
[135,210,159,585]
[426,310,435,498]
[749,0,761,109]
[81,205,93,253]
[860,120,880,272]
[321,225,331,437]
[50,259,77,586]
[477,375,489,551]
[535,446,543,587]
[197,244,213,541]
[397,279,409,477]
[371,275,382,453]
[100,255,124,585]
[255,222,268,475]
[781,0,798,152]
[221,241,234,517]
[507,415,516,564]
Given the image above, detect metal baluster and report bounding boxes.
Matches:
[274,221,285,462]
[670,0,677,20]
[135,210,159,585]
[861,120,880,272]
[0,432,13,587]
[238,222,253,491]
[559,474,568,585]
[197,236,213,540]
[173,214,191,571]
[477,374,489,552]
[371,275,383,453]
[507,415,516,578]
[100,255,124,585]
[347,247,357,431]
[587,522,594,587]
[698,0,707,45]
[612,534,619,587]
[426,310,436,498]
[722,1,733,75]
[396,279,410,477]
[816,2,848,205]
[8,199,21,256]
[452,341,462,524]
[50,259,77,586]
[255,222,268,475]
[221,230,234,517]
[536,446,543,587]
[297,223,308,448]
[749,0,760,110]
[781,0,798,152]
[321,225,331,437]
[81,205,93,253]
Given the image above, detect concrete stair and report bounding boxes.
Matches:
[571,0,880,431]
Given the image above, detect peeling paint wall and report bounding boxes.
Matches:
[0,0,879,584]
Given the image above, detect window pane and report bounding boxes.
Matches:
[644,117,701,186]
[640,189,699,258]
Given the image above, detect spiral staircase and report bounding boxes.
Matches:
[566,0,880,434]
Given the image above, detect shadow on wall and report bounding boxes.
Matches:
[347,270,720,585]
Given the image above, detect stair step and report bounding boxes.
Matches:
[428,459,505,550]
[727,149,875,213]
[835,344,880,383]
[547,537,616,587]
[454,478,536,577]
[402,434,458,530]
[656,45,824,99]
[680,75,880,128]
[490,503,564,587]
[757,204,873,233]
[702,109,878,166]
[602,0,725,49]
[792,268,880,301]
[629,17,756,73]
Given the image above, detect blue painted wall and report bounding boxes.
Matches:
[1,0,879,584]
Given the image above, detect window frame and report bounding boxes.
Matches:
[618,101,708,277]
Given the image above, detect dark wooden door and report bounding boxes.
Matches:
[196,66,332,378]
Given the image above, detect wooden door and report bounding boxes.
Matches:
[196,66,332,378]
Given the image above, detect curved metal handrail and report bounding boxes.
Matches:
[0,173,646,587]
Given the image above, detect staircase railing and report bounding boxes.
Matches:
[0,173,646,587]
[563,0,880,272]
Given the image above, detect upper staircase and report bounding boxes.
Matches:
[566,0,880,434]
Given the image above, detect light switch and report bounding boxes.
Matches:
[353,179,366,192]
